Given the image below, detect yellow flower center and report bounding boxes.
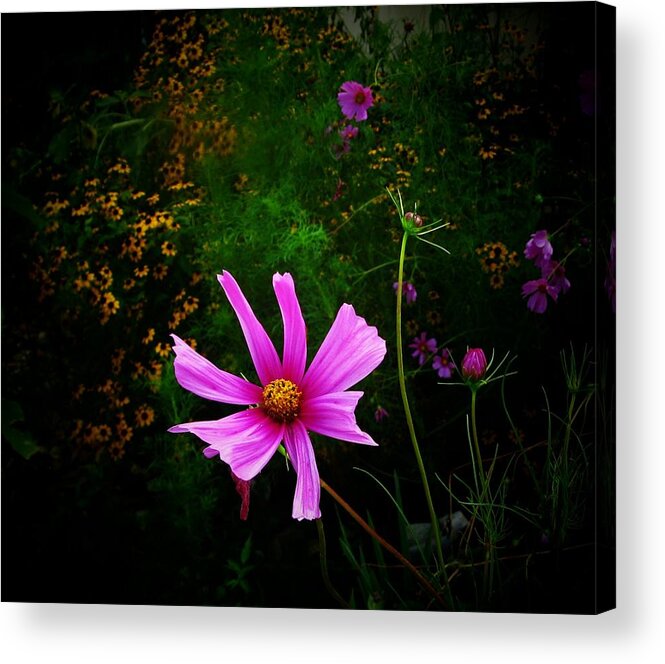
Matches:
[262,378,303,423]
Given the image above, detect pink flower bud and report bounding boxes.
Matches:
[461,348,487,381]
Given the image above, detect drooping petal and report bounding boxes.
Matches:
[273,272,307,384]
[530,292,547,313]
[170,334,263,405]
[302,304,386,399]
[217,271,282,386]
[283,419,321,520]
[300,391,378,446]
[169,408,284,481]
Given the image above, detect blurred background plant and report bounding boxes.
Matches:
[2,4,614,612]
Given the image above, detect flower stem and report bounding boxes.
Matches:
[470,386,492,598]
[396,232,447,579]
[470,389,486,485]
[316,518,351,609]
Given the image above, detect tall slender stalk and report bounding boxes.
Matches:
[469,386,493,600]
[396,232,447,579]
[470,389,485,485]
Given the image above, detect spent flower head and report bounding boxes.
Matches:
[387,188,450,254]
[374,405,389,423]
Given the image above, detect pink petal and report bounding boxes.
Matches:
[283,420,321,520]
[300,391,378,446]
[302,304,386,399]
[169,408,284,481]
[170,334,263,405]
[273,272,307,383]
[217,271,282,387]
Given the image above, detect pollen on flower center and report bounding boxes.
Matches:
[354,91,366,104]
[262,378,303,423]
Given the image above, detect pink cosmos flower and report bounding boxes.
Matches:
[521,277,559,313]
[337,81,374,122]
[339,125,359,141]
[432,349,455,379]
[461,348,487,381]
[524,230,553,268]
[393,280,417,305]
[409,332,437,366]
[540,259,571,294]
[169,271,386,521]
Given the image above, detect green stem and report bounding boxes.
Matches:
[396,233,447,580]
[470,389,486,485]
[316,518,351,609]
[470,387,492,598]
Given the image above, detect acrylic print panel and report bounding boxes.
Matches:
[1,2,615,613]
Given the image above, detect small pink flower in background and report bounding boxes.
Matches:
[337,81,374,121]
[432,349,455,379]
[541,259,571,294]
[374,405,389,423]
[409,332,437,366]
[169,271,386,521]
[461,348,487,381]
[521,277,559,313]
[339,125,359,141]
[524,230,553,267]
[393,280,417,305]
[231,470,251,521]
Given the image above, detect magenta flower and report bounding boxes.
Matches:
[432,349,455,379]
[374,405,389,423]
[541,259,571,294]
[337,81,374,122]
[461,348,487,381]
[524,230,553,267]
[339,125,359,141]
[521,277,559,313]
[169,271,386,521]
[393,280,417,305]
[409,332,437,366]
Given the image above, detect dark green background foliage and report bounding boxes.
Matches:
[2,4,614,611]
